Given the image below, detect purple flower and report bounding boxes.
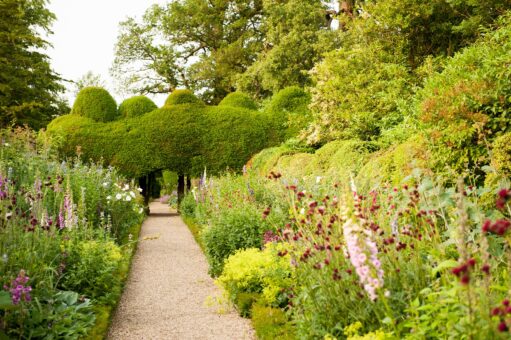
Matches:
[7,270,32,305]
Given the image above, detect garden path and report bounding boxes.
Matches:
[108,201,254,340]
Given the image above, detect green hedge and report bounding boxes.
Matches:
[118,96,157,118]
[164,89,203,106]
[72,87,119,122]
[47,94,276,178]
[219,92,258,110]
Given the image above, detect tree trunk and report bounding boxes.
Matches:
[177,174,185,205]
[186,176,192,192]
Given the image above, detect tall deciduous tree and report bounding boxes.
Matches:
[0,0,67,129]
[236,0,339,97]
[112,1,264,104]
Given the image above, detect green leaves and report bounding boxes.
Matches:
[0,0,66,129]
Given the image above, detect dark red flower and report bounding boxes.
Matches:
[498,321,508,332]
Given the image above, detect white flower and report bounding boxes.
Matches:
[299,208,305,215]
[316,176,322,184]
[125,195,132,202]
[123,184,129,191]
[115,193,122,200]
[102,182,109,188]
[130,191,136,198]
[138,208,144,214]
[5,212,12,219]
[106,195,112,200]
[3,143,9,147]
[137,187,143,192]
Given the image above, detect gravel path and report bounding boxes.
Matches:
[108,201,254,340]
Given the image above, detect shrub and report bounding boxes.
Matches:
[248,145,297,176]
[251,304,295,340]
[416,15,511,177]
[71,87,119,122]
[217,245,294,311]
[491,132,511,176]
[201,105,274,174]
[266,86,312,140]
[219,92,258,110]
[164,89,203,106]
[61,240,123,304]
[202,206,269,276]
[118,95,157,118]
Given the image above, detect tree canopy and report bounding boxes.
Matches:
[0,0,67,129]
[111,0,333,103]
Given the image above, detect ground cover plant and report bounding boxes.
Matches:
[0,128,144,338]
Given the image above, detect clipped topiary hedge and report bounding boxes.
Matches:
[164,89,203,106]
[46,90,277,180]
[265,86,312,141]
[118,96,157,118]
[72,87,119,122]
[219,92,258,110]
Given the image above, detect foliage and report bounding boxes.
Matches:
[164,89,203,106]
[202,206,269,276]
[71,87,119,122]
[306,43,412,143]
[0,0,67,129]
[61,240,123,303]
[47,98,275,179]
[118,95,157,118]
[236,0,338,97]
[112,0,264,103]
[265,86,312,141]
[217,244,294,310]
[416,15,511,177]
[0,128,143,338]
[251,303,295,340]
[491,132,511,176]
[218,92,258,110]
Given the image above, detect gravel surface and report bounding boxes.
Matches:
[108,201,254,340]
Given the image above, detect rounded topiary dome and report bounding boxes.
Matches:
[118,96,158,118]
[72,87,118,122]
[164,89,203,106]
[218,92,258,110]
[268,86,310,113]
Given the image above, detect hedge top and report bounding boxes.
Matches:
[164,89,203,106]
[219,92,258,110]
[118,96,158,118]
[72,87,119,122]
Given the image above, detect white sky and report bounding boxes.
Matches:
[47,0,169,107]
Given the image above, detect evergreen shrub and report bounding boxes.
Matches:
[118,96,157,118]
[72,87,118,122]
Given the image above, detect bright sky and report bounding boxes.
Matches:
[47,0,169,107]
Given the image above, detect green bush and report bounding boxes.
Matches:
[490,132,511,176]
[71,87,119,122]
[48,99,272,180]
[202,206,269,276]
[217,245,294,311]
[164,89,203,106]
[416,15,511,177]
[251,304,295,340]
[266,86,312,140]
[201,105,274,174]
[248,145,297,176]
[219,92,258,110]
[180,192,197,218]
[118,95,157,118]
[61,240,124,304]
